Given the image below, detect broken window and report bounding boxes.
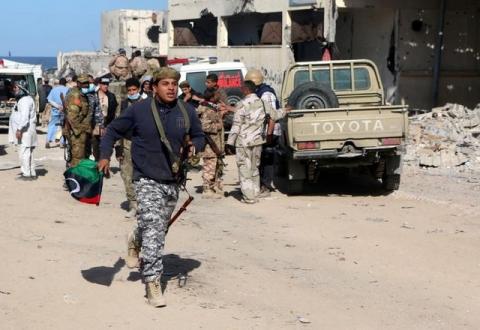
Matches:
[290,9,329,62]
[172,13,217,46]
[225,12,282,46]
[147,26,160,43]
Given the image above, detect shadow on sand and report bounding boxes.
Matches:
[81,254,201,287]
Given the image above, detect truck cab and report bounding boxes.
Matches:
[278,60,408,194]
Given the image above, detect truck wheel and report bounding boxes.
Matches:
[287,180,304,195]
[383,174,401,191]
[287,82,339,109]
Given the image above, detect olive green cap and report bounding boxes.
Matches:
[152,67,181,83]
[77,74,90,84]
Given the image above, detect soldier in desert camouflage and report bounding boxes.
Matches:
[227,80,285,204]
[198,88,227,199]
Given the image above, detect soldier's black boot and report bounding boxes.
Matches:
[146,277,166,307]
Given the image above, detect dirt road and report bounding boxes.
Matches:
[1,130,479,329]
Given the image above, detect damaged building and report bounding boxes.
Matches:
[166,0,479,109]
[57,9,166,76]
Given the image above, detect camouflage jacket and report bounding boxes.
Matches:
[198,104,224,158]
[86,91,103,128]
[65,87,93,136]
[227,93,284,147]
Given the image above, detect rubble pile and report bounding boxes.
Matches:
[404,103,480,171]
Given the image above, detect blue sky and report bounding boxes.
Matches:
[1,0,167,57]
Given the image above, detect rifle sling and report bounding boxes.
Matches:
[150,99,190,174]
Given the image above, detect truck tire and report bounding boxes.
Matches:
[288,82,339,109]
[383,174,401,191]
[288,179,304,195]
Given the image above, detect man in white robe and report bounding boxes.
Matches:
[8,80,38,180]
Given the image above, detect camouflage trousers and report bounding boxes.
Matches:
[120,143,136,204]
[69,133,89,167]
[202,157,223,191]
[235,145,262,202]
[133,178,179,282]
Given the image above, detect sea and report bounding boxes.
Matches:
[0,56,57,70]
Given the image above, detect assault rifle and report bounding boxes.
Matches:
[167,134,194,231]
[168,195,194,229]
[205,134,225,163]
[60,93,72,165]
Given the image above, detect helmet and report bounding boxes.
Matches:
[118,48,126,55]
[245,69,264,86]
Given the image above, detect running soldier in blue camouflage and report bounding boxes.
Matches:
[99,67,205,307]
[133,178,178,279]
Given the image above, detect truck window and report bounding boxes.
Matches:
[186,72,207,94]
[333,69,351,91]
[26,74,37,96]
[333,68,371,91]
[294,69,330,88]
[209,70,243,89]
[354,68,371,90]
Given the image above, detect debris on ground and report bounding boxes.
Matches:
[405,103,480,171]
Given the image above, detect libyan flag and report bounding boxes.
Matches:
[64,159,104,205]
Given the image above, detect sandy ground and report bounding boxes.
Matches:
[1,128,480,330]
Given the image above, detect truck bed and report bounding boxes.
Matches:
[286,105,408,151]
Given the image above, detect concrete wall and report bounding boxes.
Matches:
[336,0,480,109]
[168,0,328,92]
[168,0,480,109]
[336,8,397,101]
[101,10,166,52]
[57,52,112,77]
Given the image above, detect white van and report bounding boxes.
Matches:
[177,61,247,105]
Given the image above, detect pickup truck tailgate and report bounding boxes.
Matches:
[288,105,408,142]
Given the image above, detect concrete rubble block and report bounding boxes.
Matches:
[447,103,468,119]
[408,103,480,172]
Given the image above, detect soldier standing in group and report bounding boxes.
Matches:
[64,74,93,167]
[144,49,160,76]
[109,48,131,81]
[198,89,226,199]
[116,78,143,218]
[84,79,102,161]
[244,69,282,197]
[129,50,148,80]
[204,73,228,103]
[227,80,285,204]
